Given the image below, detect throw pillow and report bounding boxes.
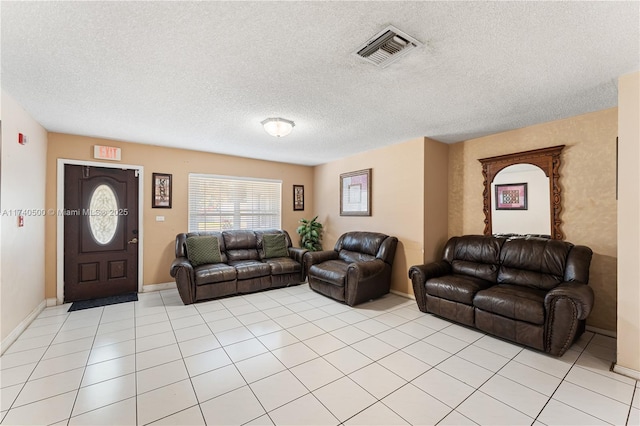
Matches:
[263,233,289,259]
[186,236,222,266]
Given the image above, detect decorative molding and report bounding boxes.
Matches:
[46,298,58,307]
[142,282,176,293]
[612,363,640,381]
[1,300,46,355]
[479,145,565,239]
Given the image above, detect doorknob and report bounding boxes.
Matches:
[128,238,138,244]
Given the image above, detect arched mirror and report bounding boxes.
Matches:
[479,145,565,239]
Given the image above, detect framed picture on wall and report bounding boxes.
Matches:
[293,185,304,211]
[340,168,371,216]
[152,173,172,208]
[495,182,527,210]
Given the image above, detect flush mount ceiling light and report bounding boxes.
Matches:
[261,117,295,138]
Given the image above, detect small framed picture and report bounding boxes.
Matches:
[495,182,527,210]
[340,168,371,216]
[293,185,304,211]
[152,173,172,208]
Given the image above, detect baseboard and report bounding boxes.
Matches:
[390,289,415,300]
[586,325,617,338]
[613,363,640,380]
[1,299,47,355]
[46,298,57,307]
[142,282,177,292]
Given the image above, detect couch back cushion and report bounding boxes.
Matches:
[176,231,227,263]
[335,231,390,264]
[254,229,293,259]
[443,235,504,282]
[223,230,260,262]
[185,236,222,266]
[497,238,572,290]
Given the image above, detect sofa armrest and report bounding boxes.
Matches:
[544,282,594,356]
[345,259,388,306]
[303,250,339,276]
[170,257,196,305]
[288,247,308,265]
[408,261,452,312]
[544,282,594,320]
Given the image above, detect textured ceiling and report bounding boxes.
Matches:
[1,1,638,166]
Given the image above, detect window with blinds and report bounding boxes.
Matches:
[188,174,282,232]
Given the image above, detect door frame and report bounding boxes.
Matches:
[56,158,144,305]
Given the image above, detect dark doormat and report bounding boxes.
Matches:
[68,292,138,312]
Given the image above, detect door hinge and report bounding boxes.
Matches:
[134,170,139,178]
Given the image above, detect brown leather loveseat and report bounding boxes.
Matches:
[304,231,398,306]
[170,229,307,304]
[409,235,593,356]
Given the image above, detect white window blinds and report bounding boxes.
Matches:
[188,174,282,232]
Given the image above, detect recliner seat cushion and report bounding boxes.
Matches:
[426,274,493,305]
[194,263,236,286]
[473,284,547,324]
[265,257,301,275]
[309,260,349,286]
[228,260,271,280]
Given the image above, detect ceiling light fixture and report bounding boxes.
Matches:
[261,117,295,138]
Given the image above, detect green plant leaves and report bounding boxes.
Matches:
[296,216,323,251]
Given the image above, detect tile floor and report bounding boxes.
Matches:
[1,283,638,426]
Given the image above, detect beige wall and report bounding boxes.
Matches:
[45,134,314,299]
[617,71,640,374]
[313,137,447,296]
[1,91,48,347]
[448,108,618,331]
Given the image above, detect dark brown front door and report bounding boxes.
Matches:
[64,165,139,302]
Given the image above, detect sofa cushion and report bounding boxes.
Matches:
[186,236,222,266]
[194,263,236,286]
[228,260,271,280]
[444,235,504,282]
[265,257,302,275]
[473,284,547,325]
[308,260,349,286]
[338,249,376,264]
[338,232,387,256]
[426,274,493,305]
[263,233,289,258]
[498,238,570,290]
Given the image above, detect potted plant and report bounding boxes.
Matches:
[296,216,323,251]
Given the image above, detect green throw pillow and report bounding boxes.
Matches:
[186,236,222,266]
[263,233,289,259]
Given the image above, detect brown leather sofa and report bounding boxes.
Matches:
[170,229,307,304]
[304,231,398,306]
[409,235,593,356]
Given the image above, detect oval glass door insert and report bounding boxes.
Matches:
[89,184,119,245]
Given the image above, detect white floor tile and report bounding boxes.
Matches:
[0,347,47,370]
[237,311,269,326]
[250,370,308,411]
[0,362,37,388]
[136,320,173,338]
[30,350,89,380]
[436,355,494,388]
[344,401,409,425]
[92,328,135,348]
[191,364,247,402]
[177,334,221,357]
[353,319,391,335]
[274,313,308,328]
[349,362,406,399]
[553,380,630,425]
[457,391,533,425]
[43,337,94,360]
[536,398,609,425]
[148,405,205,425]
[246,319,283,336]
[173,324,212,342]
[382,383,452,425]
[235,352,286,383]
[137,379,198,425]
[402,340,451,367]
[82,354,135,387]
[565,365,635,404]
[378,350,433,381]
[1,390,77,426]
[437,410,478,425]
[200,308,233,323]
[329,325,370,345]
[13,367,84,408]
[313,376,376,422]
[457,344,511,372]
[303,333,346,356]
[258,329,300,350]
[513,348,577,378]
[375,328,418,349]
[323,346,373,374]
[290,357,345,391]
[272,342,319,368]
[423,331,469,354]
[206,316,243,333]
[412,367,475,408]
[269,393,339,425]
[480,374,548,418]
[224,338,268,362]
[73,373,136,416]
[136,359,189,394]
[88,339,135,364]
[183,347,232,377]
[287,322,326,341]
[0,384,22,412]
[136,330,176,352]
[68,396,137,426]
[299,309,335,324]
[214,325,254,346]
[201,385,266,425]
[136,343,182,371]
[498,360,562,396]
[4,334,55,354]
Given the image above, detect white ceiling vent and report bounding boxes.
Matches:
[355,25,423,68]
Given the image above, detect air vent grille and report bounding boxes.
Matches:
[355,25,422,68]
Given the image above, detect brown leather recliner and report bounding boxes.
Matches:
[304,231,398,306]
[409,235,593,356]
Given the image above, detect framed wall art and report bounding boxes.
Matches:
[293,185,304,211]
[340,168,371,216]
[152,173,172,208]
[495,182,527,210]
